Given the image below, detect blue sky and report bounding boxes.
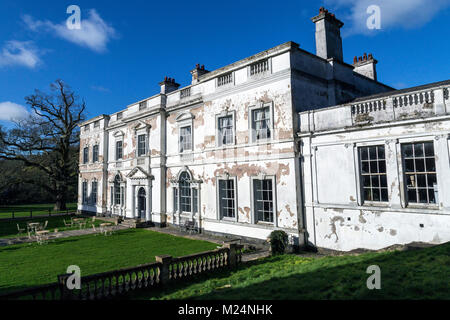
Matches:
[0,0,449,124]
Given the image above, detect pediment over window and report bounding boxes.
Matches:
[175,111,195,122]
[113,130,125,138]
[126,167,154,180]
[132,120,151,132]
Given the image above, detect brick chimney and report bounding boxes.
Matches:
[311,7,344,61]
[190,64,209,84]
[353,53,378,81]
[159,76,180,94]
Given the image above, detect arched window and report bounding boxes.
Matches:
[174,171,199,214]
[179,172,191,212]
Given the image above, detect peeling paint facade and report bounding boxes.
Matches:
[299,81,450,251]
[78,8,448,250]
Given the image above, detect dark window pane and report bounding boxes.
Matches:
[371,175,380,188]
[378,161,386,173]
[364,188,372,201]
[362,176,371,187]
[369,147,377,160]
[415,159,425,172]
[372,188,380,201]
[361,162,369,174]
[425,158,436,172]
[381,189,388,202]
[414,143,424,157]
[404,159,415,172]
[377,146,385,159]
[424,142,434,157]
[360,148,368,160]
[427,174,437,187]
[428,189,436,204]
[402,144,413,158]
[417,174,426,188]
[407,189,417,203]
[380,175,387,188]
[418,189,428,203]
[370,161,379,174]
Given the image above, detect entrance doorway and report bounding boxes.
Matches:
[138,187,146,219]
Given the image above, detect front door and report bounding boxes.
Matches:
[138,187,146,219]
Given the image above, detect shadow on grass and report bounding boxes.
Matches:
[130,243,450,300]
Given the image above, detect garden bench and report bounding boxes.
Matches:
[182,220,199,234]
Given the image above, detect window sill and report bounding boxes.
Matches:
[256,221,274,226]
[406,204,439,210]
[362,201,390,207]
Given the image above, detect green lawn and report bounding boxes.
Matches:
[0,215,107,239]
[133,242,450,300]
[0,229,218,294]
[0,203,77,219]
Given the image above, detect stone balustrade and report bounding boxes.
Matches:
[299,85,450,133]
[0,243,243,300]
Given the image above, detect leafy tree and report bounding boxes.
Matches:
[0,80,86,210]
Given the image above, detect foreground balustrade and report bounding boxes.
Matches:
[0,243,243,300]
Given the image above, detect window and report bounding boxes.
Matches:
[218,115,234,146]
[253,179,274,223]
[116,141,123,160]
[359,145,388,202]
[117,112,123,120]
[84,124,90,132]
[82,181,88,204]
[179,172,191,212]
[138,134,146,157]
[114,175,121,205]
[174,171,199,214]
[219,179,236,219]
[139,101,146,111]
[91,181,98,205]
[94,120,100,128]
[179,126,192,153]
[402,142,437,204]
[251,106,271,141]
[92,145,99,163]
[83,147,89,164]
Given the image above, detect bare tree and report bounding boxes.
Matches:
[0,80,86,210]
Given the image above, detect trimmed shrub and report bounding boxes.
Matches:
[268,230,289,255]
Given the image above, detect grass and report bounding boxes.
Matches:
[133,242,450,300]
[0,203,77,219]
[0,215,107,239]
[0,229,218,294]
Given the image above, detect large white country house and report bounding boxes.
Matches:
[78,8,450,251]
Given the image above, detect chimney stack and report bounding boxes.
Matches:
[190,64,210,84]
[159,76,180,94]
[311,7,344,61]
[352,53,378,81]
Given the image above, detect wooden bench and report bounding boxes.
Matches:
[182,220,199,234]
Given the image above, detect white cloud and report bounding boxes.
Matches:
[0,102,30,121]
[325,0,450,35]
[23,9,117,53]
[0,41,41,69]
